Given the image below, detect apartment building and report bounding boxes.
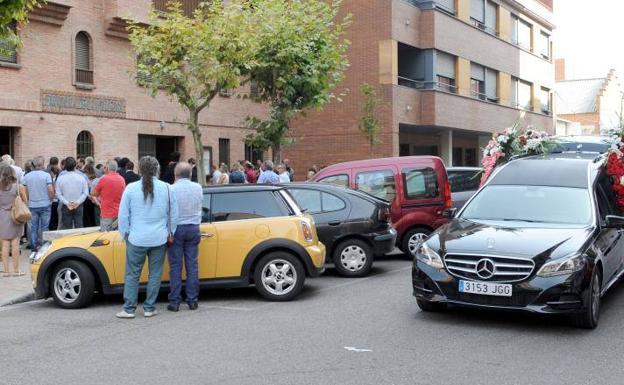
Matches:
[285,0,556,173]
[0,0,265,172]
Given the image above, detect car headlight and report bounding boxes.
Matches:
[30,242,51,263]
[537,254,585,277]
[416,243,444,269]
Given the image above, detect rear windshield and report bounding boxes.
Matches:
[448,170,481,193]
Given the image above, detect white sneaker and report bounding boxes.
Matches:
[144,310,158,318]
[116,311,135,319]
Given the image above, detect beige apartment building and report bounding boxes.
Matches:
[0,0,266,172]
[285,0,556,173]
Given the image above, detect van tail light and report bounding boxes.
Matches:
[378,207,391,223]
[443,180,453,209]
[301,221,314,242]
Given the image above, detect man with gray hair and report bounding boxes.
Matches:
[22,156,54,251]
[257,160,280,184]
[92,160,126,231]
[167,161,203,312]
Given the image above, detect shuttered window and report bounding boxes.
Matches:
[435,0,455,14]
[75,32,93,84]
[153,0,201,17]
[436,52,456,79]
[485,68,498,102]
[76,131,94,159]
[485,1,497,34]
[470,0,485,23]
[0,22,18,64]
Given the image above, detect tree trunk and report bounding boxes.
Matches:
[272,142,282,164]
[188,109,207,186]
[369,138,374,159]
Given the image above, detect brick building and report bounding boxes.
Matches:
[285,0,556,175]
[555,60,623,136]
[0,0,267,175]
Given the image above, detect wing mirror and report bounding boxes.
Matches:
[605,215,624,228]
[443,208,457,219]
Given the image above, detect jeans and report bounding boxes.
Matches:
[123,241,167,314]
[167,224,200,305]
[60,204,84,230]
[30,206,51,250]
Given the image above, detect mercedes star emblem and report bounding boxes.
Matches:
[476,258,496,279]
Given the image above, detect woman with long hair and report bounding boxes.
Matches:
[0,163,27,277]
[217,163,230,185]
[116,156,178,318]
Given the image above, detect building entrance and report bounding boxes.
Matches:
[0,127,14,157]
[138,135,181,172]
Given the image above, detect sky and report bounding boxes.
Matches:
[555,0,624,80]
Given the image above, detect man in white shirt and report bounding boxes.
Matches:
[211,163,222,185]
[55,157,89,229]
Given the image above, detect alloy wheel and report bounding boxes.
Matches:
[408,233,428,255]
[340,245,367,272]
[53,268,81,304]
[261,259,298,296]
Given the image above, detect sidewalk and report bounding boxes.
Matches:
[0,246,35,307]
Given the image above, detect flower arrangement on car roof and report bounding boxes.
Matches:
[604,132,624,210]
[480,116,554,185]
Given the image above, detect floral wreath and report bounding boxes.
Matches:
[604,133,624,210]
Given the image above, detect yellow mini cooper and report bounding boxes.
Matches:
[31,185,326,308]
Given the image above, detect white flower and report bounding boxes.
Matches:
[526,138,541,150]
[497,135,509,144]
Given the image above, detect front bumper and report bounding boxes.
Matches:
[306,243,327,277]
[371,227,397,255]
[412,260,591,314]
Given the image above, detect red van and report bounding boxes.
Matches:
[311,156,452,256]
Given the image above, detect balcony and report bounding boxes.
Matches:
[153,0,201,17]
[75,69,94,85]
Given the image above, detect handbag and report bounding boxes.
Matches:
[166,185,174,247]
[11,185,31,225]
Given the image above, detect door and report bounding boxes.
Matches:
[595,181,624,283]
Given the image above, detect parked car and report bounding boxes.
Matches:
[31,185,326,308]
[447,167,481,209]
[413,152,624,329]
[553,135,612,154]
[312,156,452,257]
[284,183,396,277]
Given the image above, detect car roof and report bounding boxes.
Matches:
[283,182,388,204]
[317,155,443,171]
[557,135,611,143]
[489,153,603,189]
[447,167,482,172]
[202,185,284,193]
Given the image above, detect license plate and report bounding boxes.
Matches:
[459,280,512,297]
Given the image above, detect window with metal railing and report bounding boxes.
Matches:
[75,31,93,85]
[153,0,201,17]
[76,131,94,159]
[0,22,17,65]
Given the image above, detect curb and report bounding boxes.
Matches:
[0,291,36,307]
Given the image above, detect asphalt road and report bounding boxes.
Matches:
[3,255,624,385]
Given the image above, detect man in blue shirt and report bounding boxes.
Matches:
[167,162,203,312]
[22,156,54,251]
[257,160,280,184]
[116,156,178,319]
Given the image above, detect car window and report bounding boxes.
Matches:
[212,191,286,222]
[356,170,396,202]
[402,168,439,199]
[322,192,346,211]
[201,193,211,223]
[289,189,322,213]
[448,170,481,193]
[596,175,619,218]
[319,174,349,188]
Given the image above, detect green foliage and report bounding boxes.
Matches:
[244,0,351,162]
[358,83,383,158]
[0,0,41,48]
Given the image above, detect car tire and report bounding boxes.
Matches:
[254,252,305,302]
[401,227,432,258]
[573,268,601,329]
[416,299,447,312]
[332,239,374,278]
[50,260,95,309]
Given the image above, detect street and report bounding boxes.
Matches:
[3,256,624,385]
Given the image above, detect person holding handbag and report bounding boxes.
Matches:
[116,156,178,319]
[0,163,28,277]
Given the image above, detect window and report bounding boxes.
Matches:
[470,63,486,100]
[516,18,532,50]
[76,131,94,159]
[244,144,263,164]
[402,168,439,200]
[201,193,211,223]
[319,174,349,188]
[470,0,485,26]
[512,77,532,110]
[434,0,455,14]
[471,0,497,34]
[356,170,396,202]
[540,87,551,115]
[218,138,230,166]
[448,170,481,193]
[289,189,322,213]
[539,31,551,60]
[322,193,346,212]
[436,51,456,93]
[212,192,286,222]
[485,68,498,102]
[0,22,17,64]
[75,32,93,85]
[484,1,498,35]
[453,148,464,166]
[153,0,201,17]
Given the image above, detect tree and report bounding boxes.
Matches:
[244,0,351,163]
[128,1,256,185]
[0,0,41,50]
[358,83,383,158]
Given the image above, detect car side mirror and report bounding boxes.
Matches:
[605,215,624,228]
[443,208,457,219]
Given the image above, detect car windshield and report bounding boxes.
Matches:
[556,141,609,153]
[460,185,592,227]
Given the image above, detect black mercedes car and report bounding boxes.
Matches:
[284,183,397,277]
[412,153,624,328]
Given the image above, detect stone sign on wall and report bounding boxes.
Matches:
[41,89,126,118]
